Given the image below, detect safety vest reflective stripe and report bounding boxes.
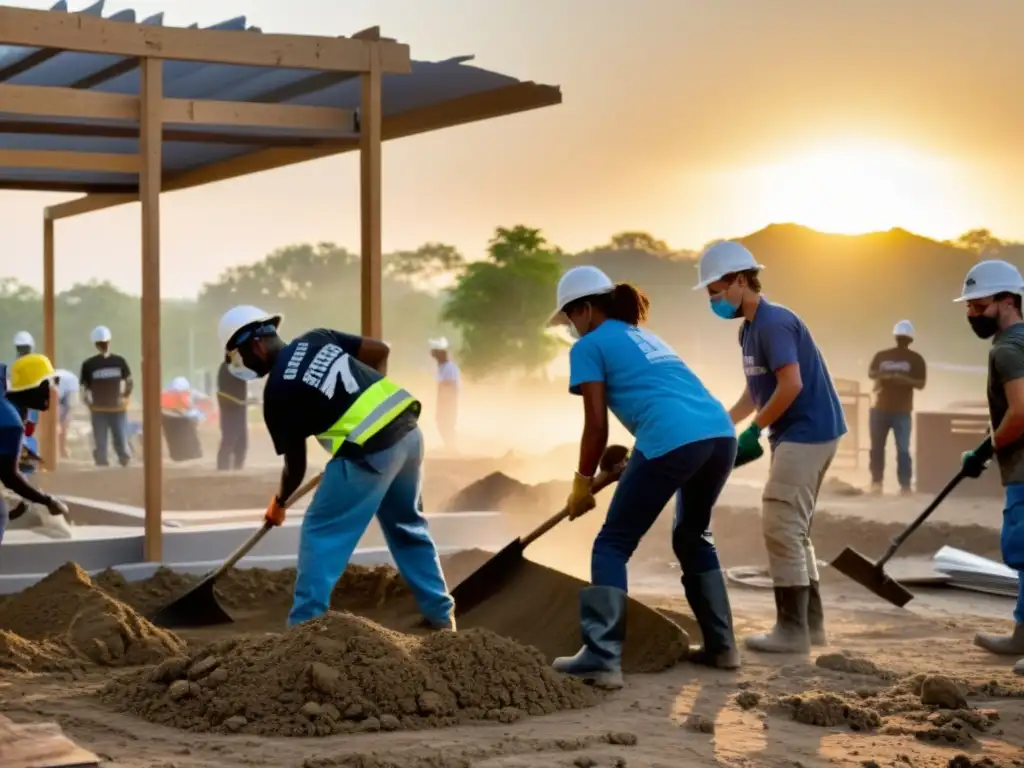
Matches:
[317,379,415,454]
[217,391,247,405]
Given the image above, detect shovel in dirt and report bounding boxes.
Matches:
[149,472,324,629]
[830,437,992,607]
[451,444,630,617]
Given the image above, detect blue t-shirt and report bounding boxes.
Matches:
[740,300,847,446]
[569,319,733,459]
[0,397,25,459]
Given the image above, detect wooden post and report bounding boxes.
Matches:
[140,57,163,561]
[359,44,383,339]
[40,215,57,469]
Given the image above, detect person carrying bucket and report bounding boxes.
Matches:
[0,354,71,545]
[696,241,847,654]
[954,260,1024,671]
[217,305,455,630]
[548,266,740,689]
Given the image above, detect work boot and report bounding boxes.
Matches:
[808,579,827,647]
[1014,658,1023,676]
[682,570,741,670]
[418,614,456,632]
[870,482,883,495]
[744,586,811,654]
[552,586,626,690]
[974,623,1024,656]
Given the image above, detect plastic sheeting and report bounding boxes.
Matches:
[933,545,1020,598]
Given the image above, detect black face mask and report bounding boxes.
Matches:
[968,314,1000,340]
[9,383,51,412]
[238,343,273,378]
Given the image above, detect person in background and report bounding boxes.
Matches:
[217,305,454,631]
[955,260,1024,671]
[216,357,249,471]
[80,325,133,467]
[867,320,927,495]
[0,354,71,545]
[54,368,79,459]
[429,337,460,453]
[696,240,847,654]
[550,266,740,689]
[0,331,35,395]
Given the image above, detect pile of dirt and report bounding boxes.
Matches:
[441,472,569,515]
[774,691,883,731]
[0,564,184,670]
[101,611,602,736]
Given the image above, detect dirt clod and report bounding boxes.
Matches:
[777,692,882,731]
[920,675,968,709]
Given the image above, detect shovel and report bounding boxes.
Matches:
[149,472,323,629]
[830,437,992,607]
[451,444,630,617]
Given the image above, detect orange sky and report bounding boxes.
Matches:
[3,0,1024,297]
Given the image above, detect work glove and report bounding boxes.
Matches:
[264,496,286,527]
[734,423,765,468]
[961,437,994,479]
[566,472,596,521]
[45,496,70,518]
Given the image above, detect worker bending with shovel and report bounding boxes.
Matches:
[954,261,1024,675]
[217,306,455,630]
[0,354,71,545]
[549,266,740,689]
[696,241,846,654]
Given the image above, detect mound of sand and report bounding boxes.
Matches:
[101,612,601,736]
[0,563,184,670]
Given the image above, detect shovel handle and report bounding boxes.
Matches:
[208,472,324,580]
[520,466,623,549]
[876,470,965,569]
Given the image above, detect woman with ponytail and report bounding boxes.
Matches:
[547,265,739,688]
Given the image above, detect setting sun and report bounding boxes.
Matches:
[710,140,981,239]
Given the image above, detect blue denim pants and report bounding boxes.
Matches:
[869,408,912,489]
[1003,483,1024,624]
[91,410,130,466]
[591,437,737,591]
[287,426,453,627]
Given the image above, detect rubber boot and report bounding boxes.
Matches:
[974,623,1024,656]
[552,586,626,690]
[744,586,811,653]
[1013,658,1023,676]
[683,571,741,670]
[808,579,827,647]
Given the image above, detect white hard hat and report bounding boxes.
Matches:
[693,241,764,290]
[218,305,282,350]
[893,320,915,338]
[169,376,190,393]
[428,337,449,351]
[954,260,1024,302]
[548,266,614,326]
[13,331,34,348]
[90,325,112,343]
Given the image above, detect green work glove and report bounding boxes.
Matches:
[960,437,994,479]
[734,423,764,468]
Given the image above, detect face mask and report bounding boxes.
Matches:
[968,313,1000,339]
[710,296,741,320]
[566,305,592,340]
[228,345,270,380]
[10,383,51,412]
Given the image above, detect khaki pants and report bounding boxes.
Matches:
[762,439,839,587]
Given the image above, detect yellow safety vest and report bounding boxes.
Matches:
[316,377,416,455]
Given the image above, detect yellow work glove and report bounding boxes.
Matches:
[264,496,286,527]
[566,472,596,520]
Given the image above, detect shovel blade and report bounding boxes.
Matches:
[451,539,527,617]
[149,576,235,629]
[830,547,915,608]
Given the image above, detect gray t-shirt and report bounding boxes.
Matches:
[987,323,1024,485]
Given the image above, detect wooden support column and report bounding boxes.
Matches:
[359,44,383,338]
[140,57,164,561]
[40,215,58,469]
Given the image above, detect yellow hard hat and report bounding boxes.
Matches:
[8,353,57,392]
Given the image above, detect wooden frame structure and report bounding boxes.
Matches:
[1,5,560,561]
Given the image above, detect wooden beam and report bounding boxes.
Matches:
[0,48,62,83]
[162,98,355,133]
[0,149,139,173]
[139,57,163,562]
[42,83,563,220]
[0,6,411,73]
[360,48,383,338]
[40,216,58,470]
[0,83,138,120]
[0,180,137,194]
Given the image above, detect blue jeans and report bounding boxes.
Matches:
[1003,484,1024,624]
[869,409,912,489]
[91,410,130,466]
[217,405,248,470]
[288,426,453,627]
[591,437,737,591]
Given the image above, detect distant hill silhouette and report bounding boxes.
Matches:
[566,225,1024,385]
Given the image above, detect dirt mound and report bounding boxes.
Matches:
[774,691,883,731]
[441,472,568,514]
[0,563,184,670]
[101,611,601,736]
